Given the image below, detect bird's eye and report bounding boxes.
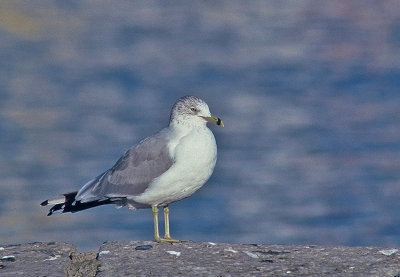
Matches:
[190,107,197,112]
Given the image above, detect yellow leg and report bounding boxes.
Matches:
[151,205,179,243]
[152,205,162,242]
[163,206,179,242]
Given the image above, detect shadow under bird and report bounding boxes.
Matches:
[41,95,224,243]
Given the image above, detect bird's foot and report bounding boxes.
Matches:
[155,235,180,243]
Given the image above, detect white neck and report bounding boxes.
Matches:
[169,116,208,129]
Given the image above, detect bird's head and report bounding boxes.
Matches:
[169,96,224,128]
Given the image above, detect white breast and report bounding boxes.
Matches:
[132,126,217,206]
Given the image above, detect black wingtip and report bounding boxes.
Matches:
[40,200,48,206]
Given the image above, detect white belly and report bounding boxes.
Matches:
[132,127,217,206]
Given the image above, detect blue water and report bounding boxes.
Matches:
[1,1,400,250]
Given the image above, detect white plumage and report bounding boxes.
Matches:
[133,123,217,206]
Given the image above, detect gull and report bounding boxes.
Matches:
[41,95,224,243]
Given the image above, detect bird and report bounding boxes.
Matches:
[41,95,224,243]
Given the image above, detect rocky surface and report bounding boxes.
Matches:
[1,241,400,276]
[0,242,76,277]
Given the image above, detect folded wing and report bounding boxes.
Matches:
[76,130,174,203]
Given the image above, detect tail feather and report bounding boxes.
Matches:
[41,191,122,216]
[40,194,69,206]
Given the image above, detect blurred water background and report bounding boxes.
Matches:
[1,0,400,251]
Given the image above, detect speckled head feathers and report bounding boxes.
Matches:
[169,96,211,126]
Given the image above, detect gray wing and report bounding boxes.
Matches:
[75,129,174,202]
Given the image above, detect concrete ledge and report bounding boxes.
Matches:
[1,241,400,276]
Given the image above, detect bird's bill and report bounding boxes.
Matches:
[200,115,224,127]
